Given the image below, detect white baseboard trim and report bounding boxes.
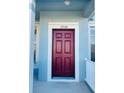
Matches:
[85,79,95,92]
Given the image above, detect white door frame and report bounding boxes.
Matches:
[48,22,79,82]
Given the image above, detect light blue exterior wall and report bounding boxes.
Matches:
[38,11,89,82]
[79,19,89,81]
[38,19,48,81]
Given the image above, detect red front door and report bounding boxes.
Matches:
[52,29,75,77]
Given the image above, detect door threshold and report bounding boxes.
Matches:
[52,77,75,80]
[48,77,77,82]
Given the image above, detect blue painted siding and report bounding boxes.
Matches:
[38,11,89,82]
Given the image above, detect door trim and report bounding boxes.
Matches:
[48,22,79,82]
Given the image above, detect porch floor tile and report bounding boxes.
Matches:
[33,79,93,93]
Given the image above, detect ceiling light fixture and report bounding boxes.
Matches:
[64,0,70,6]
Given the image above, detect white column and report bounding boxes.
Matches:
[29,0,35,93]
